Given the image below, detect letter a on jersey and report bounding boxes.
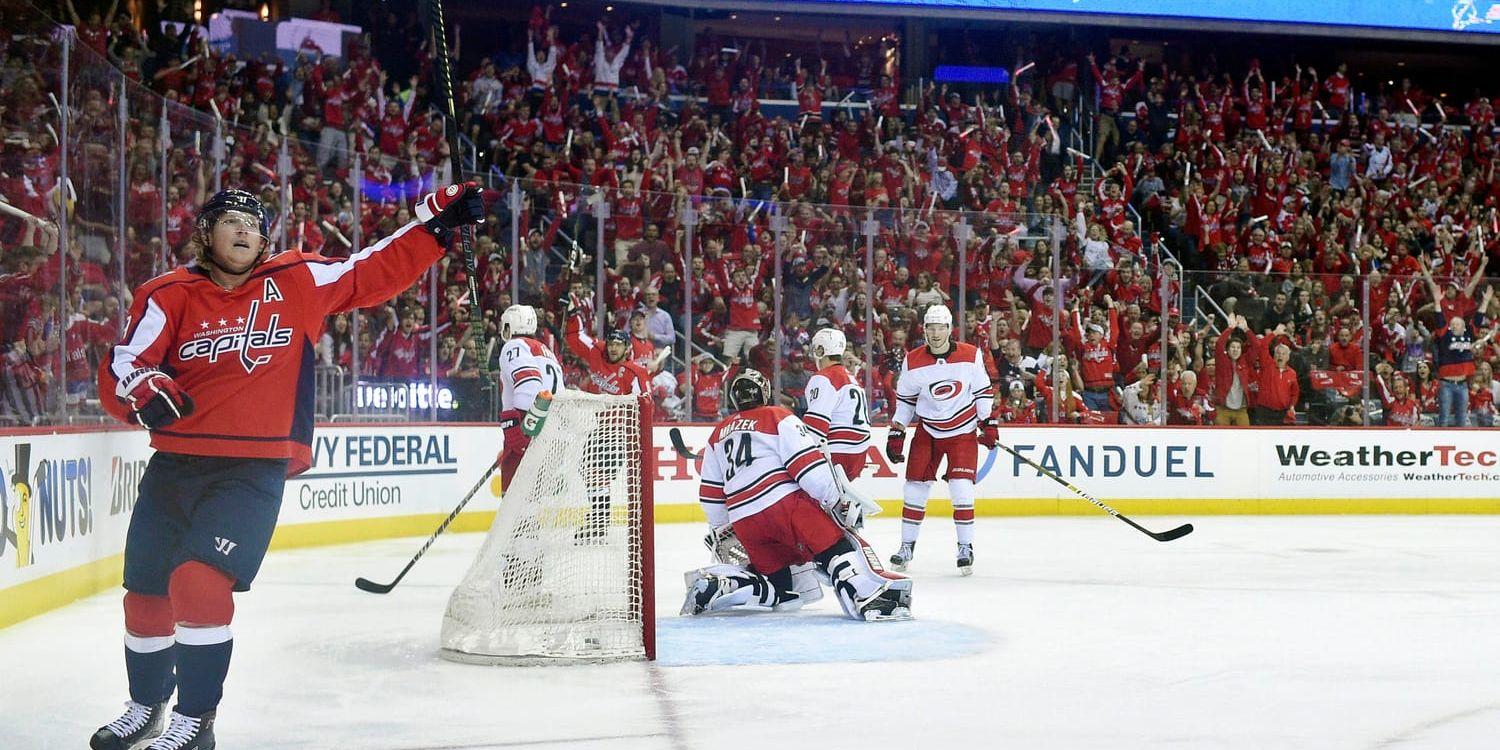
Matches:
[262,277,284,303]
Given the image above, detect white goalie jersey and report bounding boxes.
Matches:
[893,342,994,438]
[497,337,565,414]
[801,364,871,456]
[698,406,841,526]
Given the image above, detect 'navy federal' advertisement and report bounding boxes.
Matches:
[283,425,502,522]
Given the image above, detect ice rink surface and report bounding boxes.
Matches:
[4,515,1500,749]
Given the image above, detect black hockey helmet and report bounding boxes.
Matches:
[196,188,270,238]
[604,329,630,363]
[195,188,271,275]
[727,369,772,411]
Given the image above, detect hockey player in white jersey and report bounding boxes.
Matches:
[886,305,996,575]
[801,328,873,480]
[687,370,911,621]
[494,305,565,488]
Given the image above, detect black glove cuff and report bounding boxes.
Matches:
[424,219,452,245]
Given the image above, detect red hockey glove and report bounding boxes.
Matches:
[979,417,999,448]
[416,182,485,241]
[498,409,530,461]
[117,368,194,430]
[885,427,906,464]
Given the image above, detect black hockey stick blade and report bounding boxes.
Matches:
[353,576,398,595]
[1149,523,1195,542]
[354,461,499,594]
[669,427,700,459]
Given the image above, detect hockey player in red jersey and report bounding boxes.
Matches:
[801,328,872,480]
[93,184,485,750]
[562,306,651,539]
[886,304,996,575]
[687,370,912,621]
[563,308,650,397]
[494,304,565,489]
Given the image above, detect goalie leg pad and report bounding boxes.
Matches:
[814,538,913,622]
[680,564,786,615]
[789,563,824,606]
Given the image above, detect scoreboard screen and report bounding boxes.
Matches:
[807,0,1500,37]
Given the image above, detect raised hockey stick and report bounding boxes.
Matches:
[668,427,700,459]
[994,443,1194,542]
[426,0,479,316]
[355,459,500,593]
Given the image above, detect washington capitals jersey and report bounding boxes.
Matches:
[801,364,871,455]
[697,406,840,526]
[497,336,564,414]
[99,221,445,475]
[563,314,650,397]
[893,341,994,438]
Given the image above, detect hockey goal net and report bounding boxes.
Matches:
[441,391,655,664]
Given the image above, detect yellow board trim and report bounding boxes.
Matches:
[267,512,498,550]
[0,553,124,630]
[7,497,1500,629]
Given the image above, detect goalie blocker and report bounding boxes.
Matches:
[692,370,911,622]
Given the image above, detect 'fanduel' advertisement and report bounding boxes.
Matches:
[655,426,1500,505]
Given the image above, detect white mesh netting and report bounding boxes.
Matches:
[441,391,649,664]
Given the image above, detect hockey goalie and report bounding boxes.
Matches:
[683,369,912,622]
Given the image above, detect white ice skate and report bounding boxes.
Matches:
[957,543,974,576]
[889,541,915,572]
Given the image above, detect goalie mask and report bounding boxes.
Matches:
[727,369,772,411]
[810,328,846,361]
[500,305,538,339]
[195,188,271,275]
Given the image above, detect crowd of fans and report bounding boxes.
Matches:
[1,0,1497,427]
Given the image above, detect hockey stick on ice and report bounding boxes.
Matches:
[355,459,500,594]
[668,427,700,459]
[994,443,1194,542]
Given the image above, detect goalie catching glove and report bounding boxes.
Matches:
[416,182,486,243]
[116,367,194,430]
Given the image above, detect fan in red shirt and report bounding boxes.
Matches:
[1327,326,1363,371]
[1167,369,1209,425]
[1252,325,1300,424]
[373,310,426,378]
[680,354,738,421]
[1374,363,1422,427]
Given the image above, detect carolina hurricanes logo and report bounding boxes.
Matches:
[928,380,963,401]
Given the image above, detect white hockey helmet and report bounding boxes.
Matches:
[923,304,953,349]
[923,304,953,327]
[500,305,538,338]
[809,328,847,360]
